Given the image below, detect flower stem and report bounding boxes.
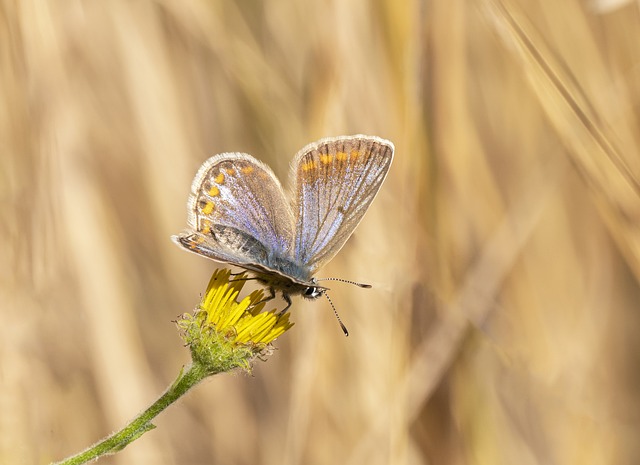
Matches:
[51,362,210,465]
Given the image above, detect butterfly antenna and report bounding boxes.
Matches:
[317,277,372,289]
[323,292,349,337]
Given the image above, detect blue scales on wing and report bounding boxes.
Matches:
[291,135,394,275]
[173,152,296,272]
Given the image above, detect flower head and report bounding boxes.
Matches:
[177,269,294,373]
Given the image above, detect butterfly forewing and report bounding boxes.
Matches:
[291,135,394,274]
[176,153,295,265]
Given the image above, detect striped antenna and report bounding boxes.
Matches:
[316,277,372,289]
[323,292,349,337]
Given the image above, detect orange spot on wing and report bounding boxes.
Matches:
[200,220,212,235]
[350,149,359,159]
[226,168,236,176]
[201,201,215,215]
[215,173,225,184]
[208,185,220,197]
[301,160,318,171]
[320,154,333,164]
[336,151,348,161]
[241,166,254,174]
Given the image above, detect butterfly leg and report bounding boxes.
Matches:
[278,293,293,315]
[229,272,259,283]
[230,270,251,277]
[253,286,277,307]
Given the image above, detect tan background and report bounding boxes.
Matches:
[2,0,640,464]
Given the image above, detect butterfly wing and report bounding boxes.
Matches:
[173,153,295,268]
[292,135,394,274]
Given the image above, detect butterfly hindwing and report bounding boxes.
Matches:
[174,153,295,266]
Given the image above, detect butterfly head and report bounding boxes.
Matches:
[301,280,327,300]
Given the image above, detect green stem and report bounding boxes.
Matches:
[51,362,210,465]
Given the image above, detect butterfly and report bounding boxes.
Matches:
[172,135,394,332]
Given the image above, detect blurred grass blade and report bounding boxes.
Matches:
[485,0,640,281]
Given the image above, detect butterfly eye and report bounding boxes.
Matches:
[303,286,323,299]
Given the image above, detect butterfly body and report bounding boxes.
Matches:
[173,135,393,306]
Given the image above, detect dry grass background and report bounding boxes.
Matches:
[2,0,640,464]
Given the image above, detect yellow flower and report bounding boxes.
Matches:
[177,269,293,373]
